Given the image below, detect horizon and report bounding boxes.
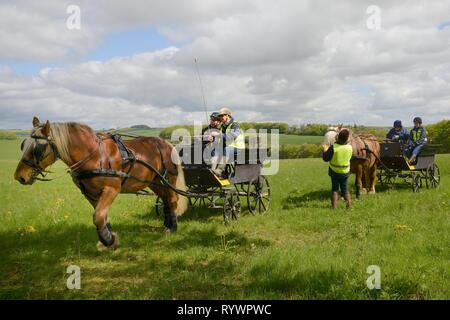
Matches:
[2,120,447,132]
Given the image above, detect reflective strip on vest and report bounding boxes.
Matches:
[225,122,245,149]
[330,144,353,174]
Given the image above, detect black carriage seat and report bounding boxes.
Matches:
[224,148,269,180]
[380,142,440,170]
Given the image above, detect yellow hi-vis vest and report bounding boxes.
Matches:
[411,128,423,142]
[330,144,353,174]
[224,122,245,149]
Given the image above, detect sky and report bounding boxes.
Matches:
[0,0,450,129]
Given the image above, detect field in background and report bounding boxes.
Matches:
[0,139,449,299]
[1,129,323,146]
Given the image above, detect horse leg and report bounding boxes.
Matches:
[163,175,182,233]
[162,196,178,233]
[355,165,363,199]
[93,186,120,250]
[368,163,377,194]
[362,166,370,194]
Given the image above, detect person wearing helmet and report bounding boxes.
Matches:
[211,107,245,177]
[386,120,408,142]
[322,129,353,209]
[202,112,222,143]
[404,117,427,165]
[202,112,222,166]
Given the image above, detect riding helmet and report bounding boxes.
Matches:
[393,120,402,128]
[413,117,422,124]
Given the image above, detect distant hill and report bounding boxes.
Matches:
[130,125,153,130]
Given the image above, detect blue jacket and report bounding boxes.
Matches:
[220,118,242,147]
[409,127,427,147]
[386,127,408,141]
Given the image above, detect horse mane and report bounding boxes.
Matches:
[49,122,95,163]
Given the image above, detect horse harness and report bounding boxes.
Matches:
[69,134,175,197]
[350,134,374,162]
[20,132,59,181]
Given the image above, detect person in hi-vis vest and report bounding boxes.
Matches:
[210,107,245,177]
[403,117,427,165]
[322,129,353,209]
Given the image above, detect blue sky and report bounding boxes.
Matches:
[1,1,450,129]
[87,27,169,61]
[437,21,450,30]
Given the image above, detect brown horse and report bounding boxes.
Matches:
[324,126,380,198]
[14,117,188,250]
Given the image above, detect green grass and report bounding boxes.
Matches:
[278,134,323,145]
[0,139,449,299]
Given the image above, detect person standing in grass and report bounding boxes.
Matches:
[322,129,353,209]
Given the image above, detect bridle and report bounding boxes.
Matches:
[20,133,59,181]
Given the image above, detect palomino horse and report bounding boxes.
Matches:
[14,117,188,250]
[324,126,380,198]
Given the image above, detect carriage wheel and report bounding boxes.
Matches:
[411,173,421,193]
[189,187,220,208]
[155,196,164,218]
[247,175,271,215]
[377,168,387,186]
[378,168,397,186]
[426,164,441,189]
[223,191,241,222]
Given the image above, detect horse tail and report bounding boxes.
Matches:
[170,146,188,216]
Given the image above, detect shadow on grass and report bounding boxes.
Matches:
[0,219,425,299]
[0,221,271,299]
[282,189,330,209]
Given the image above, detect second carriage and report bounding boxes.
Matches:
[377,141,441,192]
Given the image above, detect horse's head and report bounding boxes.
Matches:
[323,124,342,147]
[14,117,59,185]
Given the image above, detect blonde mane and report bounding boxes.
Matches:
[49,123,95,163]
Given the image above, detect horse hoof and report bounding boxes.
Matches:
[111,232,120,249]
[368,191,376,195]
[96,241,108,252]
[361,189,368,194]
[96,233,120,251]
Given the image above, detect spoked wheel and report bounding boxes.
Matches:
[411,173,422,193]
[223,191,241,222]
[247,175,271,215]
[189,196,209,208]
[426,163,441,189]
[155,196,164,218]
[378,168,387,186]
[188,187,220,208]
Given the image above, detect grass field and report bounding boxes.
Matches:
[0,139,449,299]
[278,134,323,145]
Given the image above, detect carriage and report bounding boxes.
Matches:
[377,141,441,192]
[147,145,271,222]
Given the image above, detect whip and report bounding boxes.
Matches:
[194,58,209,125]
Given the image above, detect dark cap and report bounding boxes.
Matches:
[210,112,220,120]
[337,129,350,144]
[394,120,402,128]
[413,117,422,124]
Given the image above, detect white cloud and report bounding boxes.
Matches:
[0,3,97,63]
[1,0,450,129]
